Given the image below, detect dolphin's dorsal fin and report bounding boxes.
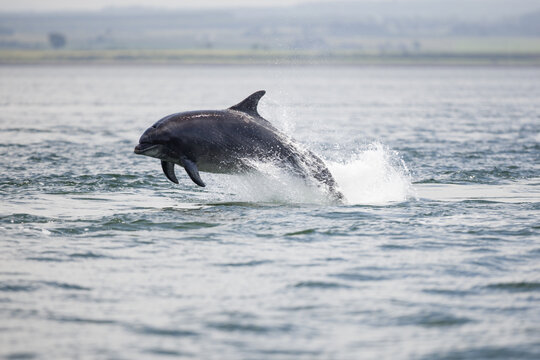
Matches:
[229,90,266,117]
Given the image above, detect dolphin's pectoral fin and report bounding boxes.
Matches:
[181,157,206,187]
[228,90,266,117]
[161,160,179,184]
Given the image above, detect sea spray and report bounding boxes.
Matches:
[217,142,413,205]
[222,161,331,204]
[329,142,414,205]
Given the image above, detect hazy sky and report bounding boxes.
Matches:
[0,0,356,12]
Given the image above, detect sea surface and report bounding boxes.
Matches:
[0,65,539,359]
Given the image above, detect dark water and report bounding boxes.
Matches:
[0,65,539,359]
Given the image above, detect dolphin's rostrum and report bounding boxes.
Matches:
[134,91,343,201]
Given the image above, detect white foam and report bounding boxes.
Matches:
[216,142,413,206]
[329,142,414,205]
[223,161,330,205]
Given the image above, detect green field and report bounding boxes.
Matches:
[2,39,540,66]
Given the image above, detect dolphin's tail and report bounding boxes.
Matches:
[327,183,345,202]
[310,159,344,202]
[290,150,344,203]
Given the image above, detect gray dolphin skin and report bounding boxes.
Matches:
[134,90,343,201]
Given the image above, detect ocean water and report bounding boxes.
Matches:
[0,65,539,359]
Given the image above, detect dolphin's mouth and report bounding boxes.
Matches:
[134,143,158,155]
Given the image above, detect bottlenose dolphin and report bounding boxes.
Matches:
[134,90,343,201]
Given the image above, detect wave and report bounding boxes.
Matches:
[329,142,414,205]
[220,142,414,205]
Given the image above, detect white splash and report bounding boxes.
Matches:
[216,142,413,206]
[329,142,414,205]
[223,161,330,204]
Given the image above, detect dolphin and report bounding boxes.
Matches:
[134,90,343,201]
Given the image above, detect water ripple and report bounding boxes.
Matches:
[131,325,199,337]
[485,282,540,292]
[293,280,351,289]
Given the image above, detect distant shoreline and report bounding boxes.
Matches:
[1,49,539,66]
